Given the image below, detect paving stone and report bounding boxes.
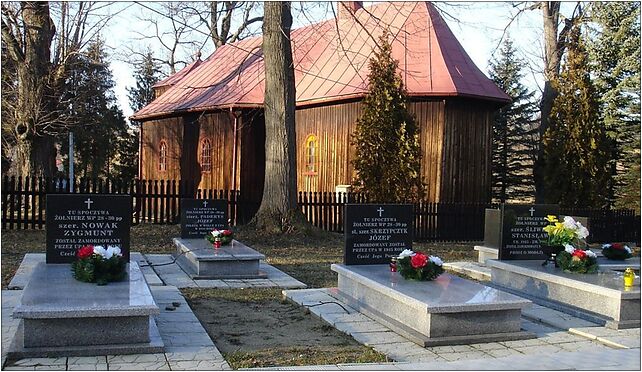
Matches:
[482,347,525,358]
[9,357,67,366]
[4,366,66,371]
[107,362,170,370]
[168,359,231,370]
[67,356,107,364]
[161,334,214,347]
[522,305,599,329]
[223,280,249,288]
[468,342,510,351]
[320,312,375,326]
[334,320,389,334]
[107,353,167,363]
[520,319,560,336]
[309,302,356,317]
[429,344,477,354]
[499,338,550,348]
[132,252,163,286]
[372,341,429,361]
[157,322,205,334]
[513,344,566,355]
[557,340,611,352]
[67,363,108,370]
[436,351,490,362]
[156,312,201,322]
[337,362,402,370]
[285,289,336,305]
[540,331,589,344]
[164,346,224,361]
[350,331,409,346]
[195,279,230,288]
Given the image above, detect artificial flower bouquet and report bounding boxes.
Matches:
[396,249,444,281]
[602,243,633,260]
[205,229,234,246]
[556,244,599,274]
[542,215,589,247]
[71,245,127,285]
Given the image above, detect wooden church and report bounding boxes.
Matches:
[131,1,510,205]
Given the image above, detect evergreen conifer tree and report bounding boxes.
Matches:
[543,25,611,208]
[58,37,133,180]
[127,49,162,113]
[488,38,539,203]
[351,32,423,202]
[588,2,640,212]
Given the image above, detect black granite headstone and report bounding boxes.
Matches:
[46,194,132,264]
[344,204,413,265]
[180,199,227,238]
[498,204,559,260]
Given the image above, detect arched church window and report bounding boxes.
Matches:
[159,140,168,172]
[200,138,212,173]
[305,135,318,174]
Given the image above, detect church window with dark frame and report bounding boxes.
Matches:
[200,138,212,173]
[159,140,168,172]
[305,135,318,174]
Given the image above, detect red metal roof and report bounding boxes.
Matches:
[132,2,510,120]
[152,59,203,89]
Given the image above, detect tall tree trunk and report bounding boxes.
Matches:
[8,2,57,177]
[534,1,562,203]
[252,2,301,232]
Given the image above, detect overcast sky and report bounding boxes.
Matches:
[103,2,555,120]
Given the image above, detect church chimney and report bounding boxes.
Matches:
[338,1,363,19]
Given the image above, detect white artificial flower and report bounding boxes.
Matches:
[564,244,575,254]
[398,249,415,259]
[563,216,577,230]
[93,245,107,258]
[429,256,443,266]
[105,245,122,259]
[577,224,589,240]
[602,243,610,249]
[585,250,597,258]
[625,246,632,254]
[211,230,222,238]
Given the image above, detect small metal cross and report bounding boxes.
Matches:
[529,207,535,217]
[377,207,384,217]
[84,198,93,210]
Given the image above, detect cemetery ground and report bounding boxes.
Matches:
[0,224,475,369]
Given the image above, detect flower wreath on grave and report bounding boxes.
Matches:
[542,215,589,247]
[396,249,444,281]
[556,244,599,274]
[205,229,234,246]
[71,245,127,285]
[601,243,633,260]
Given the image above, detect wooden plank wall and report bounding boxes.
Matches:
[440,99,494,203]
[295,100,447,201]
[140,117,184,180]
[196,112,238,191]
[240,109,265,204]
[295,101,362,194]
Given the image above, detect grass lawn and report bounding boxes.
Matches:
[0,223,478,368]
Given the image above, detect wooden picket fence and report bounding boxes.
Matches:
[2,175,640,243]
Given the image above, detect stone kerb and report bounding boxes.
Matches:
[173,238,267,279]
[488,260,640,329]
[331,264,533,346]
[9,262,163,358]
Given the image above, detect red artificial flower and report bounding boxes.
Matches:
[410,252,428,269]
[571,249,587,260]
[223,230,233,236]
[77,245,94,259]
[612,243,623,250]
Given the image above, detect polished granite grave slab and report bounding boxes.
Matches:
[173,238,267,279]
[9,262,163,358]
[487,260,641,329]
[330,264,534,346]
